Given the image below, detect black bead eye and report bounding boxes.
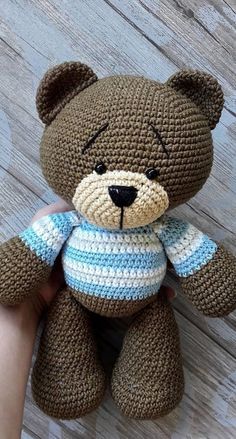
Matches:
[145,168,159,180]
[95,162,107,175]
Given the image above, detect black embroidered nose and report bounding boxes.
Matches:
[108,185,138,208]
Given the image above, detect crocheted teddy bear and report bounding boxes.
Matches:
[0,62,235,420]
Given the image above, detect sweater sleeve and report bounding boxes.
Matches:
[153,216,218,277]
[19,211,79,266]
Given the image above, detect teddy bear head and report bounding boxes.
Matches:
[37,62,223,230]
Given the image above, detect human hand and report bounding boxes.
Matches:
[0,199,72,439]
[28,199,73,321]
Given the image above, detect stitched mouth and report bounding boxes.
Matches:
[119,207,124,230]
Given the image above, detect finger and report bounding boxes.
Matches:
[39,276,64,306]
[39,259,65,305]
[30,199,73,224]
[165,286,176,301]
[159,285,176,301]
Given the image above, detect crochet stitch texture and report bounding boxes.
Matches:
[0,61,235,420]
[20,212,217,315]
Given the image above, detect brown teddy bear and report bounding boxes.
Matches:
[0,62,235,420]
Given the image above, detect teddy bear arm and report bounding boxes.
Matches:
[155,216,236,317]
[0,211,78,306]
[179,245,236,317]
[0,236,51,305]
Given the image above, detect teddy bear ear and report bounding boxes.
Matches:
[36,61,97,124]
[166,69,224,129]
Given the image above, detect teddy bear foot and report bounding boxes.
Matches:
[111,293,184,419]
[32,288,106,419]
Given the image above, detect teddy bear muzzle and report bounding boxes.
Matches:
[72,170,169,229]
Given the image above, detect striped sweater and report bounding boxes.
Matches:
[19,212,217,301]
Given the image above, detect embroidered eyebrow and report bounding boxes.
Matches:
[149,124,169,158]
[82,122,109,154]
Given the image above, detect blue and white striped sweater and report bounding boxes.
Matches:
[19,212,217,301]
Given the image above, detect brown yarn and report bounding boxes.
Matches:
[40,72,219,209]
[36,62,97,125]
[166,69,224,129]
[32,288,106,419]
[0,237,51,305]
[111,294,184,419]
[70,288,157,317]
[181,245,236,317]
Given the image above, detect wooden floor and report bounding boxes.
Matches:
[0,0,236,437]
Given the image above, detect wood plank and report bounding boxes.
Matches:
[169,0,236,62]
[21,430,39,439]
[0,172,46,242]
[107,0,236,93]
[21,427,41,439]
[167,272,236,358]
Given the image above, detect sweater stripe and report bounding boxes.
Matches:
[166,227,204,263]
[70,224,163,248]
[67,236,161,254]
[19,211,78,266]
[154,217,189,247]
[63,246,166,270]
[62,217,167,299]
[63,258,166,287]
[20,227,59,266]
[173,236,217,276]
[65,273,162,300]
[155,216,217,277]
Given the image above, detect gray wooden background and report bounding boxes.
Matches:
[0,1,236,438]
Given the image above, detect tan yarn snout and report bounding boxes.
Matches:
[72,170,169,229]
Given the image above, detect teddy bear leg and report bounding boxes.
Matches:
[111,293,184,419]
[32,287,106,419]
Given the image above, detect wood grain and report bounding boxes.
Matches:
[0,0,235,437]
